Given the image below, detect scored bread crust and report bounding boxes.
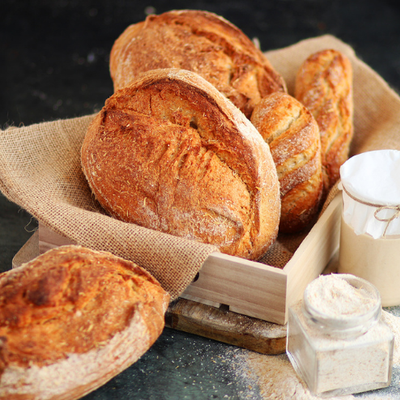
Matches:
[109,9,286,118]
[251,92,323,233]
[81,68,281,260]
[0,245,169,400]
[294,49,353,193]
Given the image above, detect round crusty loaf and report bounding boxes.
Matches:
[251,92,323,233]
[0,245,169,400]
[109,9,286,118]
[81,68,281,260]
[294,49,353,194]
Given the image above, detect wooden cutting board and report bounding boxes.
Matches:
[166,298,287,354]
[12,231,287,355]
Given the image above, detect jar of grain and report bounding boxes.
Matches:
[287,274,394,397]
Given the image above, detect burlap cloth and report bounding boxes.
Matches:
[1,35,400,301]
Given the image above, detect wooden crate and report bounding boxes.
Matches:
[37,193,342,326]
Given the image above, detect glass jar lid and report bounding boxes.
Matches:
[302,274,381,338]
[340,150,400,238]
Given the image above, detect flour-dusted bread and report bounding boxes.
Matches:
[251,92,323,233]
[109,9,286,118]
[0,245,169,400]
[294,49,353,193]
[81,68,281,260]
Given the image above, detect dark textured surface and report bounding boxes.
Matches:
[1,1,400,398]
[2,0,400,129]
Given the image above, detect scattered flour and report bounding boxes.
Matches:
[243,352,354,400]
[234,308,400,400]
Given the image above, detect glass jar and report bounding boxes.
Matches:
[287,274,394,397]
[339,215,400,306]
[338,150,400,306]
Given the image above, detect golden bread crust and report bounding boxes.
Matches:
[294,49,353,193]
[81,68,281,260]
[251,92,323,233]
[110,9,286,118]
[0,245,169,400]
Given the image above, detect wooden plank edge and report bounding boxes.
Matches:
[166,298,287,355]
[284,193,342,321]
[12,230,40,269]
[182,252,287,325]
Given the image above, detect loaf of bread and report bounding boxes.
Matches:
[251,92,323,233]
[294,49,353,193]
[0,245,169,400]
[109,9,286,118]
[81,68,281,260]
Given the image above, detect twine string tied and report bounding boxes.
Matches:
[342,185,400,237]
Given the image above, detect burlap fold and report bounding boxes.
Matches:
[1,35,400,300]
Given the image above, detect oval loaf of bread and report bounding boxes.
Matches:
[81,68,281,260]
[110,9,286,118]
[294,49,353,193]
[251,92,323,233]
[0,245,169,400]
